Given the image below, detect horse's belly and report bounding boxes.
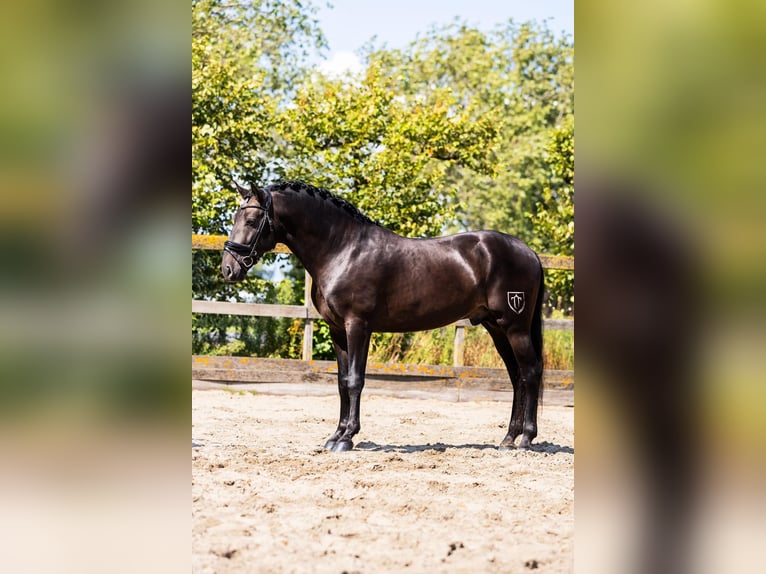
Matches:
[370,304,474,333]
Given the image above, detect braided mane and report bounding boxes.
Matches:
[265,180,379,226]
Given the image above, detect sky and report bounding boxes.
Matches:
[315,0,573,75]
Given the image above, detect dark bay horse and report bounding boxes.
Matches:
[222,180,545,452]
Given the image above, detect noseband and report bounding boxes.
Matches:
[224,195,272,269]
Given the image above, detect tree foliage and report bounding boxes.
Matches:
[528,116,574,311]
[192,1,501,238]
[279,64,498,237]
[364,21,574,240]
[529,116,574,255]
[192,0,326,233]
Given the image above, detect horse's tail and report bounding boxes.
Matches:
[532,260,545,405]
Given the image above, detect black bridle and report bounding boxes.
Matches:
[223,194,272,269]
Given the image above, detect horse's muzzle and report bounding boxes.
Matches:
[221,253,245,282]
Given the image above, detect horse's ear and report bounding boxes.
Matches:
[254,185,273,212]
[232,180,250,199]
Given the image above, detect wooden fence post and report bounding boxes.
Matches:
[302,271,314,361]
[453,324,465,367]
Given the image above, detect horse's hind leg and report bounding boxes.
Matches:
[482,321,524,448]
[507,329,543,449]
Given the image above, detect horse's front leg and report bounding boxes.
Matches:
[330,320,371,452]
[324,329,350,450]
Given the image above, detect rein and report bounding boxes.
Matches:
[223,194,272,269]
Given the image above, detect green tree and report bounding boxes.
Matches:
[529,116,574,254]
[364,20,574,242]
[278,63,498,237]
[192,0,326,233]
[192,0,326,356]
[527,116,574,312]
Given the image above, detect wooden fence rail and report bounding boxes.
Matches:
[192,355,574,392]
[192,234,574,368]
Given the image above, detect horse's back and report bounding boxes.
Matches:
[447,230,541,279]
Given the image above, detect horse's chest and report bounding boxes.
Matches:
[312,283,348,326]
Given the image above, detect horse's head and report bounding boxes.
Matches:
[222,181,276,282]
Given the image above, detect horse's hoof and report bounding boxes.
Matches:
[517,437,532,450]
[331,439,354,452]
[498,436,516,451]
[324,439,337,450]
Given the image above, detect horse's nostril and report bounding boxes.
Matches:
[225,264,233,278]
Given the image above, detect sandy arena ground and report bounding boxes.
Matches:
[192,387,574,573]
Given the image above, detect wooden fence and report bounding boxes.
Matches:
[192,234,574,385]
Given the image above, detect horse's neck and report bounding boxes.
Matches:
[275,192,367,276]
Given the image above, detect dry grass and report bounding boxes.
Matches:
[368,316,574,371]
